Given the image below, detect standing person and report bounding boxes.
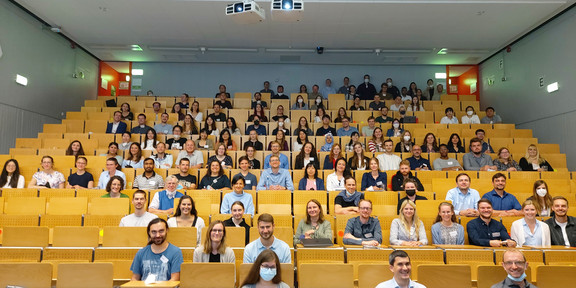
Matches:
[28,156,65,189]
[491,250,535,288]
[431,202,465,245]
[193,220,235,263]
[221,175,255,215]
[240,250,290,288]
[243,214,291,264]
[357,74,377,100]
[467,199,517,247]
[545,196,576,247]
[294,199,333,245]
[120,190,158,227]
[337,76,351,94]
[167,195,206,244]
[390,200,428,246]
[510,200,551,247]
[130,218,183,282]
[66,156,94,189]
[343,199,381,246]
[223,201,251,245]
[375,250,427,288]
[0,159,25,188]
[445,173,480,217]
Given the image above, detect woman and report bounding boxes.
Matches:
[100,142,123,164]
[271,105,289,123]
[222,175,255,215]
[294,199,332,245]
[407,82,418,97]
[345,132,363,152]
[447,133,465,153]
[320,133,334,152]
[123,143,144,168]
[493,147,521,171]
[204,116,219,137]
[440,107,459,124]
[326,158,351,191]
[268,129,289,151]
[386,119,403,137]
[395,130,414,152]
[519,144,554,172]
[298,162,325,190]
[248,103,268,122]
[120,102,134,120]
[216,129,237,151]
[141,128,159,151]
[171,103,186,121]
[293,129,309,152]
[350,96,365,111]
[199,160,231,190]
[240,249,289,288]
[28,156,65,188]
[421,133,439,153]
[295,142,319,170]
[189,100,203,122]
[245,146,261,170]
[299,84,308,94]
[102,176,128,198]
[347,85,359,100]
[407,95,424,111]
[166,125,187,150]
[310,96,324,111]
[423,79,435,100]
[461,105,481,124]
[193,220,235,263]
[390,200,428,246]
[527,180,553,216]
[119,132,132,150]
[233,157,258,190]
[225,117,242,136]
[510,200,551,247]
[323,143,343,170]
[368,128,386,153]
[314,107,326,123]
[207,143,234,169]
[334,107,348,123]
[223,201,251,245]
[182,114,199,136]
[167,195,206,244]
[0,159,25,188]
[65,140,85,158]
[293,116,313,136]
[431,202,464,245]
[66,156,94,189]
[348,142,369,171]
[291,94,309,110]
[195,129,215,151]
[361,158,387,191]
[271,119,290,137]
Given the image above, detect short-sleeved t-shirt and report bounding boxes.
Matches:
[174,174,197,189]
[199,175,231,190]
[334,193,365,208]
[130,243,183,281]
[67,172,94,188]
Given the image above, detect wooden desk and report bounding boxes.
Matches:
[121,280,180,288]
[434,244,485,249]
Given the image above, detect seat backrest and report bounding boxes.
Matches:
[4,197,46,215]
[476,265,508,288]
[167,227,197,247]
[0,247,43,262]
[418,264,472,288]
[0,262,52,288]
[180,263,236,288]
[357,264,392,288]
[2,226,49,247]
[102,226,148,247]
[47,197,88,215]
[537,265,576,288]
[53,226,100,247]
[88,198,130,215]
[56,262,113,288]
[298,263,354,288]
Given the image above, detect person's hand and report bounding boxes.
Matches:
[362,240,379,246]
[505,239,517,247]
[166,208,174,215]
[304,229,315,239]
[490,240,502,247]
[507,167,517,172]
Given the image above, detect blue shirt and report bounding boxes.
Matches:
[360,172,387,191]
[97,170,126,190]
[256,168,294,191]
[320,86,337,99]
[245,125,267,136]
[336,126,359,137]
[445,187,480,215]
[466,217,511,246]
[233,172,258,190]
[220,191,255,216]
[243,237,291,263]
[521,218,542,246]
[263,154,290,169]
[343,216,382,245]
[130,243,183,281]
[482,190,522,211]
[406,156,431,170]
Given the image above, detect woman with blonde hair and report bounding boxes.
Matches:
[431,202,464,244]
[510,200,551,247]
[493,147,521,171]
[527,180,554,216]
[390,200,428,246]
[395,130,414,153]
[294,199,332,245]
[193,220,235,262]
[519,144,554,172]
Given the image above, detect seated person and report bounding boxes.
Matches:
[167,195,206,244]
[271,105,289,122]
[481,173,522,216]
[120,190,159,227]
[256,155,294,191]
[389,95,405,111]
[334,176,364,215]
[315,115,337,136]
[439,107,459,124]
[375,106,394,123]
[243,129,264,151]
[433,144,463,171]
[244,146,261,169]
[243,214,291,263]
[148,175,184,214]
[349,96,365,111]
[390,200,428,246]
[173,158,197,189]
[207,143,233,170]
[151,143,173,169]
[322,142,343,170]
[294,142,319,170]
[391,160,425,191]
[130,113,152,134]
[369,95,386,111]
[405,145,431,171]
[545,196,576,247]
[215,92,233,109]
[291,94,309,110]
[272,85,288,99]
[461,105,480,124]
[66,156,94,189]
[294,199,333,245]
[519,144,554,172]
[221,175,255,216]
[166,125,187,150]
[463,138,496,171]
[326,158,351,191]
[199,160,232,190]
[251,92,268,109]
[431,202,465,245]
[343,199,381,246]
[96,158,126,190]
[193,220,235,263]
[376,139,402,171]
[467,199,517,247]
[336,116,359,136]
[493,147,521,171]
[510,200,551,247]
[0,159,25,188]
[445,173,480,217]
[474,129,494,153]
[298,163,325,191]
[132,158,165,190]
[395,131,414,152]
[154,113,173,135]
[28,156,65,189]
[263,141,290,169]
[106,111,128,134]
[208,103,227,122]
[233,156,258,190]
[480,106,502,124]
[361,157,387,191]
[122,143,144,169]
[397,178,428,215]
[245,116,267,136]
[222,201,251,245]
[102,176,129,198]
[447,133,465,153]
[248,103,268,122]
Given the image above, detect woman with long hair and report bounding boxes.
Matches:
[493,147,521,171]
[182,114,199,135]
[167,195,206,244]
[171,103,186,121]
[519,144,554,172]
[314,106,326,123]
[120,102,134,120]
[268,129,289,151]
[193,220,235,262]
[195,129,215,151]
[298,162,325,190]
[527,180,554,216]
[368,127,385,153]
[421,132,438,153]
[204,115,219,137]
[28,156,65,189]
[299,84,308,94]
[291,94,309,110]
[222,200,251,245]
[293,116,313,136]
[395,130,414,153]
[323,143,343,170]
[207,143,234,169]
[295,142,319,169]
[361,157,387,191]
[390,200,428,246]
[447,133,465,153]
[326,158,351,191]
[123,143,144,168]
[510,200,551,247]
[199,160,231,190]
[431,202,464,244]
[244,146,260,169]
[248,103,268,122]
[102,176,128,198]
[407,95,424,111]
[293,129,309,152]
[141,128,159,151]
[345,131,363,152]
[65,140,85,158]
[188,100,203,122]
[334,107,348,123]
[216,129,237,151]
[386,119,403,137]
[101,142,123,164]
[240,249,289,288]
[225,117,241,136]
[348,142,369,170]
[0,159,25,188]
[294,199,332,245]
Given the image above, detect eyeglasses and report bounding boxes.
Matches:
[211,229,224,233]
[359,207,372,211]
[503,261,526,266]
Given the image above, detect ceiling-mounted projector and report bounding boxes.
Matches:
[271,0,303,22]
[226,1,265,24]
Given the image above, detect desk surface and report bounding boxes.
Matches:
[121,281,180,288]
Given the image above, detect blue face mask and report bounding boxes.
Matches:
[507,272,527,282]
[260,267,277,281]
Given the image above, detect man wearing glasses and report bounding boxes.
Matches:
[491,250,536,288]
[343,199,382,246]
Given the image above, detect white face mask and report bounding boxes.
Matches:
[393,123,400,129]
[467,110,474,116]
[536,188,547,197]
[257,100,261,104]
[364,79,370,83]
[298,99,303,103]
[403,135,411,141]
[173,135,180,140]
[316,98,322,104]
[387,82,392,87]
[278,122,284,127]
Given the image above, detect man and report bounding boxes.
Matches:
[334,177,364,214]
[257,155,294,191]
[545,196,576,247]
[361,116,376,137]
[369,94,386,111]
[397,178,427,215]
[151,142,173,169]
[153,113,173,135]
[422,79,435,100]
[375,250,426,288]
[376,139,402,171]
[130,218,183,281]
[357,74,377,100]
[400,87,411,101]
[385,78,400,98]
[433,144,463,171]
[151,102,162,121]
[378,84,391,100]
[131,113,152,134]
[251,92,268,109]
[445,173,480,217]
[176,93,190,109]
[245,116,267,136]
[148,175,183,215]
[215,92,233,109]
[343,199,382,246]
[271,105,289,122]
[263,141,290,169]
[337,76,350,94]
[272,85,288,99]
[440,107,459,124]
[436,84,446,96]
[175,140,204,169]
[320,79,336,99]
[166,125,186,150]
[120,190,158,227]
[308,84,322,100]
[243,213,291,263]
[215,84,230,98]
[482,173,522,216]
[467,199,517,247]
[315,115,337,136]
[106,111,127,134]
[133,158,165,190]
[463,138,496,171]
[97,158,126,189]
[336,116,359,136]
[260,81,273,94]
[475,129,495,153]
[375,106,394,123]
[491,250,536,288]
[391,160,424,191]
[208,103,227,122]
[243,129,264,150]
[481,107,503,124]
[406,145,430,171]
[172,158,197,189]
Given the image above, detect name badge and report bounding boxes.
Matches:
[376,181,383,186]
[449,231,458,237]
[364,233,373,238]
[492,232,500,238]
[447,161,453,165]
[309,157,314,161]
[204,145,209,148]
[221,161,226,166]
[213,179,218,183]
[245,180,251,184]
[149,180,156,185]
[160,255,169,264]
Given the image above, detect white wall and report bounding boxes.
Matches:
[479,7,576,170]
[0,0,99,153]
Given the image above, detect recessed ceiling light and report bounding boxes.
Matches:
[547,82,559,93]
[131,45,143,51]
[437,48,448,55]
[16,74,28,86]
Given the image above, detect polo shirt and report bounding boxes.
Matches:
[445,187,480,215]
[243,237,291,263]
[133,172,165,190]
[406,156,431,170]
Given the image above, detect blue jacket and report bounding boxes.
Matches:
[298,178,325,190]
[106,121,127,134]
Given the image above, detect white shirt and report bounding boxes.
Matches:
[376,153,402,171]
[376,278,427,288]
[556,220,571,246]
[440,116,459,124]
[461,115,480,124]
[119,212,158,227]
[111,122,120,133]
[149,189,179,210]
[326,172,345,191]
[2,175,25,188]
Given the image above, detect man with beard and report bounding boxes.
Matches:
[243,213,291,263]
[130,218,183,281]
[545,196,576,247]
[132,158,164,190]
[120,190,158,227]
[467,199,517,247]
[482,173,522,216]
[463,138,496,171]
[343,199,382,246]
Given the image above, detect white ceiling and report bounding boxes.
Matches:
[14,0,575,65]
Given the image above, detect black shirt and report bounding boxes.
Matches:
[199,175,231,189]
[208,113,227,122]
[67,172,94,188]
[209,253,221,263]
[271,115,289,122]
[166,138,187,150]
[397,195,428,214]
[243,140,264,151]
[316,126,337,136]
[174,174,197,189]
[249,159,261,169]
[223,217,251,245]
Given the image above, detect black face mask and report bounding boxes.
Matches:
[400,110,406,115]
[406,189,416,197]
[254,120,260,126]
